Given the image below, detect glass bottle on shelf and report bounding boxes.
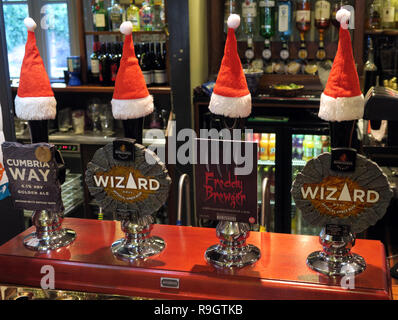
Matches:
[363,37,378,95]
[296,0,311,61]
[277,0,292,41]
[259,0,275,69]
[242,0,258,38]
[150,42,157,76]
[106,42,114,85]
[127,0,141,31]
[99,43,110,86]
[90,41,101,84]
[315,0,331,30]
[140,0,154,31]
[108,0,124,31]
[275,0,292,74]
[110,43,119,86]
[224,0,237,34]
[140,43,154,86]
[259,0,276,39]
[119,0,130,21]
[154,42,167,85]
[315,0,331,61]
[296,0,311,33]
[93,0,109,31]
[381,0,395,29]
[366,0,382,30]
[152,0,165,31]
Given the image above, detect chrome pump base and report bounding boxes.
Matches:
[205,221,260,269]
[111,214,165,261]
[23,211,76,252]
[307,227,366,277]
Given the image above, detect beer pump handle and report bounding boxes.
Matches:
[260,177,270,233]
[123,118,144,144]
[177,174,192,226]
[28,120,49,144]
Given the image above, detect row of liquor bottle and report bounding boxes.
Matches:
[89,41,167,86]
[92,0,165,32]
[225,0,351,41]
[367,0,398,30]
[228,0,352,74]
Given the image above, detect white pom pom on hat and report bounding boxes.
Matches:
[24,17,37,32]
[336,8,351,29]
[227,14,241,30]
[120,21,133,35]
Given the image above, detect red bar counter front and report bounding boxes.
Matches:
[0,218,392,300]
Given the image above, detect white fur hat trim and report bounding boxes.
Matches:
[209,92,252,118]
[318,93,364,122]
[15,95,56,120]
[111,95,154,120]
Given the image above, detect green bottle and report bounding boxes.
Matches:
[259,0,276,39]
[93,0,109,31]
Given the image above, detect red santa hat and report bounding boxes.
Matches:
[15,17,56,121]
[111,21,154,120]
[318,8,364,122]
[209,14,251,119]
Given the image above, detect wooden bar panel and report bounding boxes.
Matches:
[0,218,392,300]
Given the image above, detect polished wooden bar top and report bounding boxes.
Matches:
[0,218,392,300]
